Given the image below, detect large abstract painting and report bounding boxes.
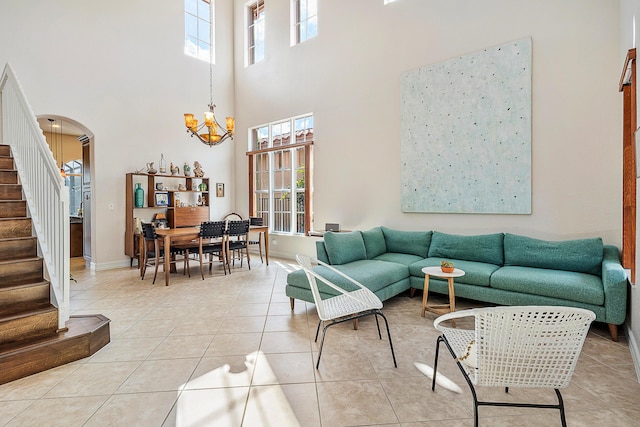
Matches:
[400,38,532,214]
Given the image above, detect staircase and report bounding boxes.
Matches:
[0,145,110,385]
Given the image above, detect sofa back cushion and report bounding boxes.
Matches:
[323,231,367,265]
[381,227,431,258]
[428,232,505,266]
[362,227,387,259]
[503,233,603,275]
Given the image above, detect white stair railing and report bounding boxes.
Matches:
[0,63,70,330]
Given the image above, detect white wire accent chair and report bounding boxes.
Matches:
[295,254,397,370]
[140,222,186,284]
[432,305,596,427]
[183,220,228,279]
[223,212,263,263]
[226,219,251,270]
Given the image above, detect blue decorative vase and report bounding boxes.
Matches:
[134,183,144,208]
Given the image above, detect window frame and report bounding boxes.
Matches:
[246,0,265,66]
[291,0,317,46]
[247,114,313,236]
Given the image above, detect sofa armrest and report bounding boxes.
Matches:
[316,240,330,264]
[602,245,628,325]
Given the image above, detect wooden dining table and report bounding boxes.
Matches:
[153,227,201,286]
[249,225,269,265]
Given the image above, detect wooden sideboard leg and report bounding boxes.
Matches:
[289,297,295,311]
[608,323,618,342]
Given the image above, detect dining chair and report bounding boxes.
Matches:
[223,212,263,263]
[185,220,228,279]
[432,305,595,427]
[295,254,397,369]
[140,222,185,284]
[226,219,251,270]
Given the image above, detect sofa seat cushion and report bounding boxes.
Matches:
[504,233,603,276]
[288,260,410,297]
[409,258,499,287]
[373,252,424,266]
[490,266,604,305]
[428,232,504,266]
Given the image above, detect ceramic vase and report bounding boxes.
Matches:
[134,183,144,208]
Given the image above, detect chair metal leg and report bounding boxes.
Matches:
[314,320,322,342]
[556,388,567,427]
[374,313,382,339]
[377,311,397,368]
[316,324,329,369]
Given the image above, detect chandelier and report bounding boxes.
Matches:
[183,53,235,147]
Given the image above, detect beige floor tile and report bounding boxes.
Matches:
[175,387,249,427]
[0,400,35,424]
[260,331,312,353]
[243,384,302,426]
[116,358,200,393]
[148,334,215,359]
[4,395,108,427]
[170,317,224,336]
[219,315,267,333]
[205,333,262,357]
[263,314,309,333]
[122,318,181,338]
[44,362,141,398]
[0,363,80,401]
[84,391,178,427]
[279,383,321,427]
[87,337,164,362]
[313,348,379,382]
[185,355,256,389]
[316,380,399,426]
[251,352,315,385]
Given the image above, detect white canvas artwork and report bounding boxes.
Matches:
[400,38,532,214]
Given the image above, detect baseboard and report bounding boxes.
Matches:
[626,323,640,383]
[94,259,132,271]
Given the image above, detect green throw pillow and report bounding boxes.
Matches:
[380,227,431,258]
[361,227,387,259]
[504,233,603,275]
[428,231,504,266]
[323,231,367,265]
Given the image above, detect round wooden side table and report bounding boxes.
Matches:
[420,266,465,317]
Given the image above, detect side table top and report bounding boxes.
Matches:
[421,266,465,278]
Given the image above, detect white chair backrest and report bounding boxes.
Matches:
[437,306,595,389]
[296,254,328,319]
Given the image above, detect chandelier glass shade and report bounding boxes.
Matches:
[184,104,234,147]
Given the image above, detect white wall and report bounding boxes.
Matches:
[0,0,236,268]
[620,0,640,380]
[232,0,622,260]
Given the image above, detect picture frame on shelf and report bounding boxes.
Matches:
[155,192,169,207]
[216,183,224,197]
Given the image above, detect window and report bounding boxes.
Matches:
[185,0,213,62]
[248,114,313,235]
[63,160,83,216]
[292,0,317,45]
[247,1,265,65]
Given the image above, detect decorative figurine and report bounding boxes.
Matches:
[183,162,191,177]
[193,161,204,177]
[147,162,157,174]
[170,163,179,176]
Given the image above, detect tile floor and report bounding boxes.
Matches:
[0,257,638,426]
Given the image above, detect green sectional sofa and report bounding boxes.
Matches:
[285,227,628,340]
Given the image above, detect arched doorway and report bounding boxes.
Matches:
[36,115,93,265]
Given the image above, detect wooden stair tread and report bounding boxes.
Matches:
[0,301,53,319]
